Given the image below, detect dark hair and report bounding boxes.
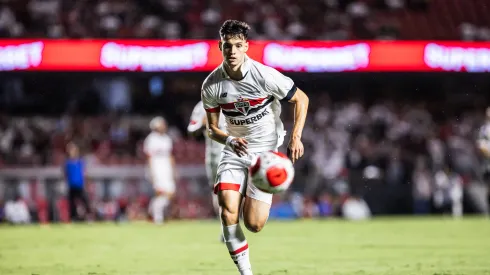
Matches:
[219,20,251,40]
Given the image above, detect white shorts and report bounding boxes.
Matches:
[213,149,273,205]
[152,175,176,194]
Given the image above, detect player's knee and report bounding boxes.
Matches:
[220,206,239,225]
[244,220,264,233]
[218,190,242,225]
[242,197,270,233]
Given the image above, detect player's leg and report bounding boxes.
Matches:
[206,159,220,216]
[150,191,165,224]
[79,188,92,221]
[68,188,78,221]
[208,160,226,241]
[215,169,253,275]
[242,178,273,233]
[150,181,174,224]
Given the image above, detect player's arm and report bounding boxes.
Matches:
[143,138,156,182]
[202,82,247,156]
[170,155,179,182]
[265,67,309,163]
[205,111,227,144]
[188,116,207,136]
[206,111,248,156]
[287,88,309,163]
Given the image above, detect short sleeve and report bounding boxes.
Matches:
[264,66,297,102]
[187,101,206,132]
[201,81,220,113]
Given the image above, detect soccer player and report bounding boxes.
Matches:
[201,20,309,275]
[144,116,177,224]
[187,101,226,216]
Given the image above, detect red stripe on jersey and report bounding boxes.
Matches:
[219,97,268,110]
[205,107,220,113]
[213,182,240,194]
[230,243,249,255]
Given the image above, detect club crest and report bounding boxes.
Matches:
[234,96,251,115]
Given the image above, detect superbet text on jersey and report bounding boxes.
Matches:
[201,55,296,153]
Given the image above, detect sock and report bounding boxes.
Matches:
[152,196,168,224]
[222,223,252,274]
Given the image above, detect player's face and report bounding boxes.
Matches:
[156,122,167,134]
[219,35,249,68]
[67,144,79,157]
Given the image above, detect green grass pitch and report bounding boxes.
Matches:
[1,217,489,275]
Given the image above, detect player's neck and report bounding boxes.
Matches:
[224,61,245,81]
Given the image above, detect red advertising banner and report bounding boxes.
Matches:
[0,40,490,72]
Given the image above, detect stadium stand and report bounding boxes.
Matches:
[0,0,489,40]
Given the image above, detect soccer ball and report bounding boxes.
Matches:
[249,151,295,194]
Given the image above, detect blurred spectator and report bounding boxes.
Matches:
[341,195,371,221]
[412,156,432,214]
[63,142,91,221]
[433,166,463,216]
[4,192,31,224]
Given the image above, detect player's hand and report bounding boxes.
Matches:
[230,137,248,157]
[287,138,304,164]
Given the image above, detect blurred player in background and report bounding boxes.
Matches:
[471,107,490,215]
[64,142,91,221]
[144,116,177,225]
[202,20,309,275]
[477,107,490,184]
[187,101,226,216]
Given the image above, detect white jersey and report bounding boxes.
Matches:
[187,101,226,158]
[201,55,296,153]
[143,132,174,181]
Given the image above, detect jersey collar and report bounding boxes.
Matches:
[221,55,251,80]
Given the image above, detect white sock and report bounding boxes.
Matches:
[222,223,252,274]
[152,196,168,224]
[452,202,463,218]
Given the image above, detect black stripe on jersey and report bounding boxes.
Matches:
[280,85,297,102]
[222,96,275,117]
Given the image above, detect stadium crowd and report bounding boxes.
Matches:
[0,0,489,41]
